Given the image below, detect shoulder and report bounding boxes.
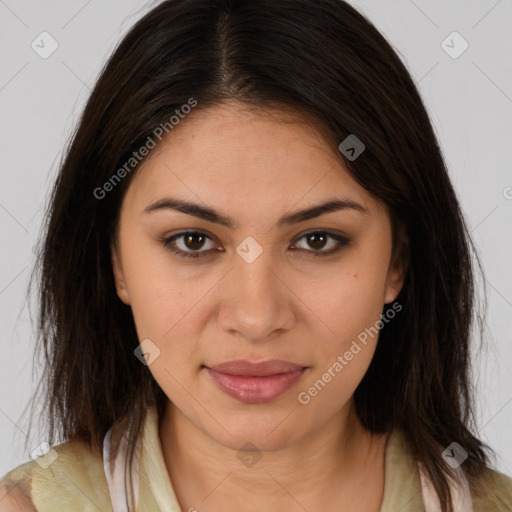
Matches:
[0,438,111,512]
[0,460,36,511]
[470,465,512,511]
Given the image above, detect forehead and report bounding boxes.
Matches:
[122,101,383,219]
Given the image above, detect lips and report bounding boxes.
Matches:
[208,359,305,377]
[205,359,307,404]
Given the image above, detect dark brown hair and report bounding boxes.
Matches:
[23,0,494,510]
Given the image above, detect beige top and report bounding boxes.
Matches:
[1,405,512,511]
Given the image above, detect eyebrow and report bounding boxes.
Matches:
[142,196,368,229]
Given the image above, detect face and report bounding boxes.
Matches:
[111,100,405,452]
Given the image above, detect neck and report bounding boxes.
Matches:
[159,398,388,510]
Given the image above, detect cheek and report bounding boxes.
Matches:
[294,278,384,416]
[120,232,205,334]
[128,276,208,373]
[294,256,389,403]
[304,266,388,350]
[116,236,202,373]
[126,265,206,406]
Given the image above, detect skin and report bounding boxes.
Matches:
[111,100,405,511]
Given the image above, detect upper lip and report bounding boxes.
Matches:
[207,359,306,377]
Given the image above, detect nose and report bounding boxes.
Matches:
[215,245,297,343]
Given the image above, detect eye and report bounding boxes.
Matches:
[162,231,219,259]
[162,230,350,259]
[291,230,350,257]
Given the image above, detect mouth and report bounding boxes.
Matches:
[204,359,307,404]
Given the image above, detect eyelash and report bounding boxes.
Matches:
[161,230,350,259]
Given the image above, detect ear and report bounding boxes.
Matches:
[111,243,131,305]
[384,249,406,305]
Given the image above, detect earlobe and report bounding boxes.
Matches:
[111,245,131,305]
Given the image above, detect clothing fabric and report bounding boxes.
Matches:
[1,405,512,511]
[103,410,473,512]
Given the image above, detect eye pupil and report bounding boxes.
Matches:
[307,232,327,250]
[185,233,206,250]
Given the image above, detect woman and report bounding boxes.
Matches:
[1,0,511,511]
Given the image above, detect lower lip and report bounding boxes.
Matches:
[206,367,306,404]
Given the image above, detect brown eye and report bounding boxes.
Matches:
[162,231,217,258]
[182,233,208,251]
[305,232,329,250]
[163,229,350,260]
[292,231,350,256]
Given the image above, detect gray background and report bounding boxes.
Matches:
[1,0,511,477]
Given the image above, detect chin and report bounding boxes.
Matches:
[206,410,305,452]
